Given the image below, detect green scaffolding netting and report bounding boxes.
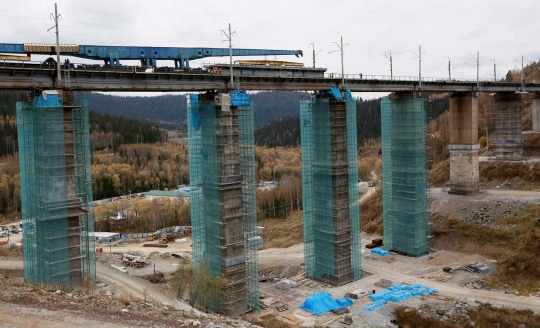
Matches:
[17,93,95,286]
[381,97,427,257]
[187,92,259,315]
[300,96,361,286]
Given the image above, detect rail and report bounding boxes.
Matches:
[0,59,526,86]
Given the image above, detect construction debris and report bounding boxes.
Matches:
[275,279,299,290]
[463,262,490,274]
[346,288,370,299]
[374,279,393,289]
[142,244,168,248]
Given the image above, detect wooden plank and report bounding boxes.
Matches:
[283,314,304,324]
[321,315,343,326]
[277,316,298,326]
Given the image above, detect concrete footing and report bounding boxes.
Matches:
[448,93,479,195]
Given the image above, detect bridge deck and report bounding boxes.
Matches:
[0,65,536,93]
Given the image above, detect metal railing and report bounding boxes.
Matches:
[0,59,524,85]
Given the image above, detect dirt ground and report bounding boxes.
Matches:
[1,188,540,327]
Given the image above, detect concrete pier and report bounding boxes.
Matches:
[531,95,540,132]
[448,92,479,195]
[300,93,361,285]
[381,92,428,256]
[492,93,522,160]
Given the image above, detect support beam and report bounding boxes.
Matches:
[381,92,428,256]
[492,92,522,160]
[448,92,479,195]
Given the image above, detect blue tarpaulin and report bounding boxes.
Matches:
[299,292,353,316]
[345,88,353,101]
[230,89,251,106]
[364,283,438,312]
[371,247,390,256]
[320,88,343,101]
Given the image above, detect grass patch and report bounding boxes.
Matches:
[430,159,450,187]
[259,211,303,249]
[360,187,383,234]
[395,304,540,328]
[432,205,540,295]
[480,161,540,187]
[0,245,22,257]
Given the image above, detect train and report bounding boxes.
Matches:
[0,57,328,78]
[206,61,326,78]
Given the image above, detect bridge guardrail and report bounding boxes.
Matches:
[0,59,516,84]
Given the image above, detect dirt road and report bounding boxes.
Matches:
[0,259,200,314]
[432,187,540,200]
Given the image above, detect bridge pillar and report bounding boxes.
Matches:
[381,92,428,257]
[448,92,479,195]
[531,94,540,132]
[492,92,522,160]
[186,91,259,316]
[300,91,361,285]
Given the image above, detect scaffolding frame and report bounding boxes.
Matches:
[381,95,428,257]
[301,95,361,286]
[492,93,523,160]
[17,90,95,286]
[187,91,259,316]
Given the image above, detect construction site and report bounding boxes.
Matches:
[1,3,540,325]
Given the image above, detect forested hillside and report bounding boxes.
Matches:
[86,91,307,131]
[254,94,449,148]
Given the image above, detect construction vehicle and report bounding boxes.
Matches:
[122,253,150,268]
[147,231,161,241]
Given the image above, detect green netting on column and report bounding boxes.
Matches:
[72,98,96,282]
[17,92,95,286]
[187,95,221,275]
[346,100,361,280]
[301,95,361,285]
[238,103,260,310]
[187,92,258,315]
[300,98,315,278]
[381,97,427,257]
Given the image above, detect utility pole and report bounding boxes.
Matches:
[221,24,236,90]
[384,50,393,80]
[491,59,496,81]
[413,46,424,91]
[48,3,62,87]
[309,43,321,68]
[476,51,480,89]
[521,55,524,91]
[486,126,489,151]
[329,36,348,90]
[445,56,451,80]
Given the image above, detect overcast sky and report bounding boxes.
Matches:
[2,0,539,98]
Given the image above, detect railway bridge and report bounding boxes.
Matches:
[2,41,537,315]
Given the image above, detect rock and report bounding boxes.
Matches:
[505,290,512,294]
[192,320,201,327]
[469,322,475,327]
[66,293,73,297]
[275,279,299,290]
[503,284,509,289]
[55,290,62,294]
[515,292,520,295]
[437,309,448,315]
[479,280,487,289]
[95,282,107,288]
[121,309,129,313]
